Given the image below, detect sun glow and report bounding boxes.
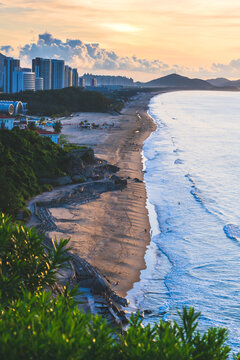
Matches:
[102,23,140,33]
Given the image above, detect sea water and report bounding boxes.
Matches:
[127,91,240,353]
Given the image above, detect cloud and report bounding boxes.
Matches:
[16,32,172,74]
[0,45,14,54]
[2,32,240,80]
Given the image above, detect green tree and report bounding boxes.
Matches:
[28,121,36,130]
[53,120,63,134]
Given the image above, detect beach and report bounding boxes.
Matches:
[41,92,157,297]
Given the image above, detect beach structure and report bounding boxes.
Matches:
[35,129,60,144]
[0,115,14,130]
[0,100,23,115]
[0,101,14,115]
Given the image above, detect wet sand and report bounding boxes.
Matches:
[48,93,158,297]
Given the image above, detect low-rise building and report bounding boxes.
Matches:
[35,129,60,144]
[0,115,14,130]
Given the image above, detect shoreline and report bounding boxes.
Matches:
[28,92,159,298]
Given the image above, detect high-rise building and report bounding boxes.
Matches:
[20,67,31,72]
[32,58,51,90]
[72,68,79,87]
[3,57,20,93]
[14,72,35,92]
[0,53,6,91]
[51,59,64,89]
[79,77,85,88]
[91,78,97,87]
[35,77,44,91]
[82,73,134,87]
[64,65,73,87]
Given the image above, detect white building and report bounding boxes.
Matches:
[0,115,14,130]
[13,71,35,92]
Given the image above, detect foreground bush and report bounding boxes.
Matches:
[0,213,69,302]
[0,292,235,360]
[0,215,239,359]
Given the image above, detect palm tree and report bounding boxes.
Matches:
[53,120,63,134]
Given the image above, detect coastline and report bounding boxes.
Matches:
[29,92,159,298]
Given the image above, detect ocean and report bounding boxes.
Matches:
[127,90,240,353]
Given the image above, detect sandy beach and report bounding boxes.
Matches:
[42,93,158,297]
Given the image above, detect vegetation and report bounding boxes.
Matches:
[53,120,63,134]
[0,128,68,216]
[0,87,111,116]
[63,143,88,152]
[27,121,37,130]
[0,214,239,360]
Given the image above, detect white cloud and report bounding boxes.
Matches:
[1,32,240,80]
[15,32,171,74]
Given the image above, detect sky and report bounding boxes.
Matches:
[1,0,240,81]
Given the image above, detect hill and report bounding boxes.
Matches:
[0,129,69,216]
[207,78,230,87]
[0,87,111,116]
[207,77,240,88]
[140,73,214,89]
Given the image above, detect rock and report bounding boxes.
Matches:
[39,176,72,186]
[96,164,119,174]
[92,276,110,295]
[111,294,129,307]
[144,309,152,314]
[133,177,143,183]
[111,174,127,187]
[72,175,86,183]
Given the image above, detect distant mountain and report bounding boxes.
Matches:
[225,79,240,88]
[138,73,213,89]
[207,78,230,87]
[207,77,240,88]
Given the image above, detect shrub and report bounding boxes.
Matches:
[0,213,70,303]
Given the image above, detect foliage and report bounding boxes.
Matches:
[0,295,236,360]
[0,87,111,116]
[53,120,63,134]
[0,128,69,216]
[28,122,37,130]
[0,215,238,359]
[0,213,70,303]
[63,143,88,152]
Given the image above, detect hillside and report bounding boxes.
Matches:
[207,77,240,88]
[207,78,230,87]
[141,73,214,89]
[0,129,69,216]
[0,87,111,116]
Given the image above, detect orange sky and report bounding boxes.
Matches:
[1,0,240,80]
